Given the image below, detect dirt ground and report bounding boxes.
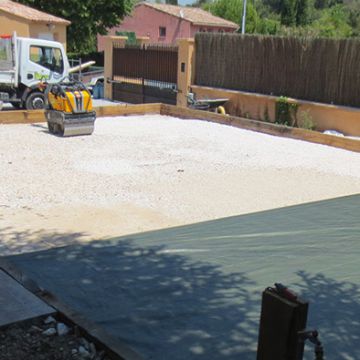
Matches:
[0,316,109,360]
[1,115,360,255]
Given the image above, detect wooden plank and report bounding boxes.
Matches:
[94,103,162,118]
[0,104,162,125]
[0,110,45,124]
[161,104,360,153]
[161,104,232,125]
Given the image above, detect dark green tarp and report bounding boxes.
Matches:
[3,195,360,359]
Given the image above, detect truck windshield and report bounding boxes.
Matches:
[30,46,64,74]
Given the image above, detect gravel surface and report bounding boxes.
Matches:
[0,316,110,360]
[92,99,125,107]
[0,115,360,251]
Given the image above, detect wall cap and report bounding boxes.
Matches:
[105,36,128,41]
[177,38,195,45]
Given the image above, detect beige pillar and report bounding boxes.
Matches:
[104,36,127,100]
[176,39,195,107]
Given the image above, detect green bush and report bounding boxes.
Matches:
[275,96,299,126]
[298,110,316,130]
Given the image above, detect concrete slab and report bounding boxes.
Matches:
[0,270,54,327]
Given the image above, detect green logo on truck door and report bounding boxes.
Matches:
[34,72,50,81]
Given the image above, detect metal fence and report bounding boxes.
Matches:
[195,33,360,108]
[112,43,178,104]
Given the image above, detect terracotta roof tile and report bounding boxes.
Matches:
[141,2,238,29]
[0,0,70,24]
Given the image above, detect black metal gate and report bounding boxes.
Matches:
[112,43,178,104]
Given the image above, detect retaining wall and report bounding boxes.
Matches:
[192,85,360,137]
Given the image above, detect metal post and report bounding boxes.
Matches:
[79,58,82,82]
[142,44,145,104]
[242,0,247,34]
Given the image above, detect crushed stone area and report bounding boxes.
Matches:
[92,99,125,107]
[0,315,110,360]
[0,115,360,250]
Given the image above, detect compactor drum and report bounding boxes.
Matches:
[45,81,96,137]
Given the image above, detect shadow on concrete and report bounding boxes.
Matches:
[296,271,360,360]
[4,238,259,359]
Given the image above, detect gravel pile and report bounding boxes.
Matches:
[0,115,360,240]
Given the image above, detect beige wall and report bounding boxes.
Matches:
[192,85,360,137]
[0,13,30,37]
[0,12,67,49]
[192,86,276,122]
[29,23,67,49]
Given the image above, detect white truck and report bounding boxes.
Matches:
[0,33,93,110]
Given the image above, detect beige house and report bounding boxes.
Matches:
[0,0,70,49]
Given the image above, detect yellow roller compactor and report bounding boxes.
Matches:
[45,81,96,136]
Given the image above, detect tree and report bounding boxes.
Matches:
[207,0,260,33]
[314,0,343,10]
[257,18,281,34]
[295,0,310,25]
[18,0,134,54]
[188,0,358,38]
[191,0,209,7]
[344,0,360,36]
[280,0,296,25]
[262,0,283,13]
[280,0,309,26]
[165,0,178,4]
[312,4,352,37]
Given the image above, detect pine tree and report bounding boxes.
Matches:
[296,0,309,26]
[280,0,297,26]
[280,0,309,26]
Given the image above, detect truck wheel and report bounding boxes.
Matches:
[25,92,45,110]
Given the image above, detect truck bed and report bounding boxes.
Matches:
[0,70,15,85]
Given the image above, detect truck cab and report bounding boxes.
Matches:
[20,37,69,84]
[0,34,70,109]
